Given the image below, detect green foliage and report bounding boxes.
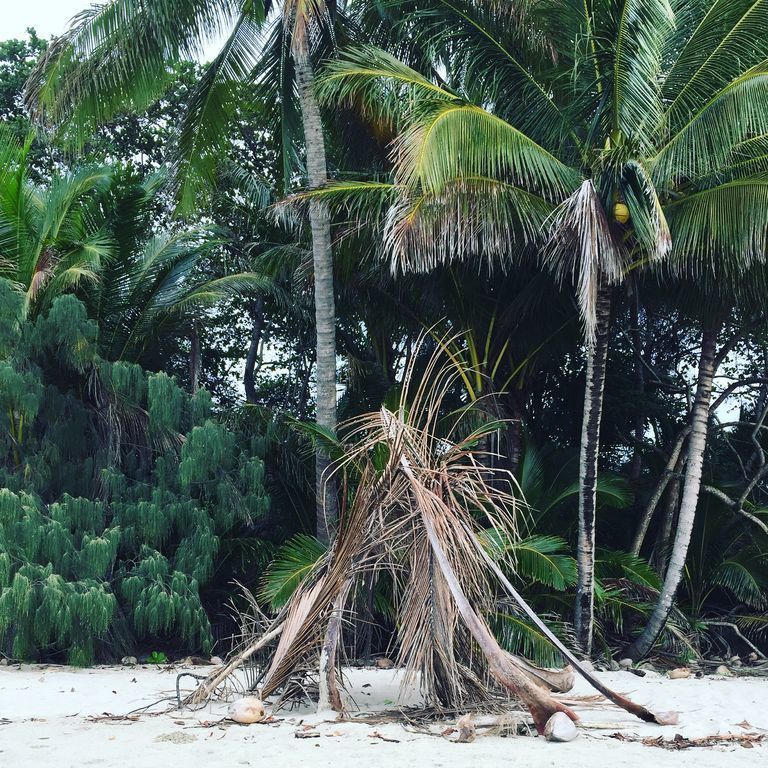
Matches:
[0,282,270,664]
[261,533,327,610]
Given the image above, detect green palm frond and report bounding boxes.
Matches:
[27,0,245,137]
[654,64,768,184]
[481,529,577,591]
[597,550,661,590]
[493,609,568,668]
[394,101,579,199]
[610,0,674,146]
[735,613,768,637]
[662,0,768,129]
[664,175,768,277]
[173,5,268,212]
[318,45,456,129]
[710,557,768,609]
[260,533,327,610]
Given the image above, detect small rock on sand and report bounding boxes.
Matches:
[375,658,394,669]
[714,665,733,677]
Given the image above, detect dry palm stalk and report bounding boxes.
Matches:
[183,336,677,736]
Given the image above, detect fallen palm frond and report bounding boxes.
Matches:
[183,335,676,734]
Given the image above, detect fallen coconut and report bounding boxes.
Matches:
[714,665,733,677]
[228,696,267,724]
[375,657,394,669]
[667,667,691,679]
[618,658,633,669]
[544,712,579,742]
[121,656,137,666]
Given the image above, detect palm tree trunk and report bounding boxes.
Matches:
[294,53,338,546]
[574,278,612,655]
[244,298,265,405]
[625,323,720,660]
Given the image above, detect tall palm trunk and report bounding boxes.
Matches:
[294,53,338,545]
[625,323,719,660]
[574,278,611,655]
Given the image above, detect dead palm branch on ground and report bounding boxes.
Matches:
[183,340,676,735]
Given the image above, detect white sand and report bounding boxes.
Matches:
[1,663,766,767]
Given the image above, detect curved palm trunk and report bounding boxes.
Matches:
[294,54,338,545]
[574,279,611,655]
[625,324,719,660]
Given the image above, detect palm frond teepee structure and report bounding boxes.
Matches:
[185,338,675,735]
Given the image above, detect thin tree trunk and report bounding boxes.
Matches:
[294,53,338,546]
[190,321,201,394]
[626,323,720,660]
[628,285,645,482]
[574,278,612,655]
[630,426,690,556]
[244,298,265,405]
[652,457,684,575]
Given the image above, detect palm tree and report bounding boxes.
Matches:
[88,171,271,371]
[309,0,768,653]
[26,0,341,543]
[0,131,112,317]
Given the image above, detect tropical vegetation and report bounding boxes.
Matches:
[0,1,767,673]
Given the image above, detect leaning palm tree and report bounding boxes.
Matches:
[26,0,341,542]
[307,0,768,653]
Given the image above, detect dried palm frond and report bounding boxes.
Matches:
[184,335,676,734]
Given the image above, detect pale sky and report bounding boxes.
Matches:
[4,0,225,59]
[4,0,86,41]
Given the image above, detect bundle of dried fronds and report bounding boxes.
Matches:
[184,337,676,734]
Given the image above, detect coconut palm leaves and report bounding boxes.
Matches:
[310,0,768,656]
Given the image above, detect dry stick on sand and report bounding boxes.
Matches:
[182,622,284,707]
[318,583,350,712]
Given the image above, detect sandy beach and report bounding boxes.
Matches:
[1,664,766,767]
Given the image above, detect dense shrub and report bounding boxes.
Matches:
[0,281,269,663]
